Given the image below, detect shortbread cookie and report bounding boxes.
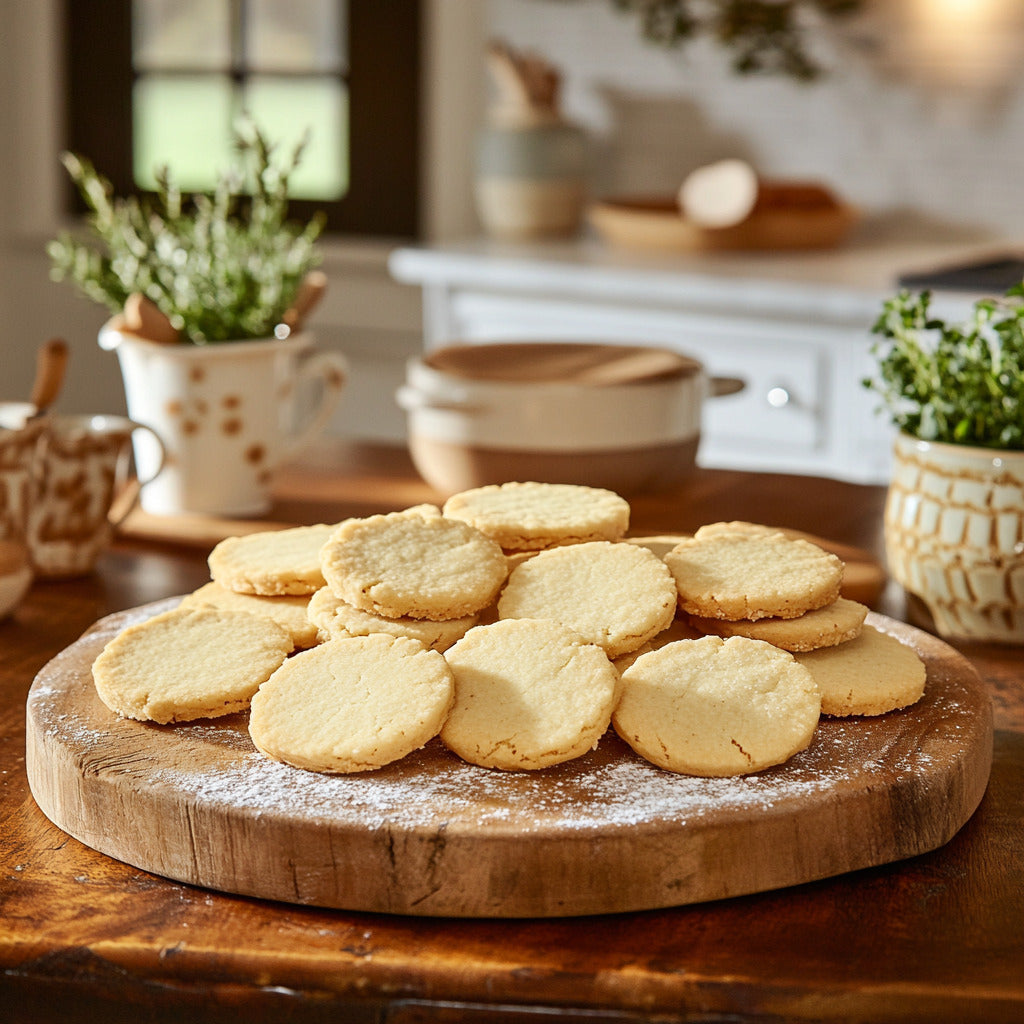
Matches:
[441,618,618,770]
[794,624,926,717]
[180,581,319,649]
[665,531,843,621]
[443,481,630,551]
[402,503,443,518]
[625,534,692,560]
[694,520,776,539]
[307,585,477,651]
[612,616,702,672]
[320,511,507,620]
[249,634,454,773]
[209,523,338,596]
[688,597,868,652]
[614,635,821,776]
[693,521,885,608]
[497,540,676,658]
[92,606,293,723]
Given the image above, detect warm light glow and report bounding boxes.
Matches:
[903,0,1023,87]
[929,0,996,17]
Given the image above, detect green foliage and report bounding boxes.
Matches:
[863,288,1024,451]
[47,120,324,344]
[610,0,864,80]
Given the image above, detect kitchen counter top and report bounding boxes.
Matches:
[389,219,1010,327]
[2,442,1022,1023]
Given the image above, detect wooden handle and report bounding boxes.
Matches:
[30,337,69,412]
[282,271,328,332]
[122,293,180,344]
[486,40,562,124]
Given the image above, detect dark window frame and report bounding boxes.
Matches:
[62,0,422,237]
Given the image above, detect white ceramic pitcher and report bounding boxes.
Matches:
[100,323,347,517]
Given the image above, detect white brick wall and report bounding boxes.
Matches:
[487,0,1024,238]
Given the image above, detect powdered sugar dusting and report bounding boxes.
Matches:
[26,601,986,841]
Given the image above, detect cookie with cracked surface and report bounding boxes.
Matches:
[306,585,478,651]
[688,596,868,653]
[793,624,926,717]
[319,510,508,621]
[208,523,338,596]
[442,481,630,552]
[497,540,677,659]
[92,605,293,724]
[613,635,821,777]
[665,531,843,622]
[249,633,455,773]
[441,618,619,771]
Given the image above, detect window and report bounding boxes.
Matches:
[62,0,421,236]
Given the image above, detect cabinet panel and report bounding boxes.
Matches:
[444,289,829,464]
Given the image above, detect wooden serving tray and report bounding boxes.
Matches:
[26,602,992,918]
[588,195,859,252]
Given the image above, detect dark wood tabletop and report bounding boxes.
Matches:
[2,443,1022,1024]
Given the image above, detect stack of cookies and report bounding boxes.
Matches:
[90,481,926,780]
[663,521,925,720]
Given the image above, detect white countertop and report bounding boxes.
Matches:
[391,216,1014,327]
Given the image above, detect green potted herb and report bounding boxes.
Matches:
[48,119,326,344]
[45,120,347,518]
[863,287,1024,643]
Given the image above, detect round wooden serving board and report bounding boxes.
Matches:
[26,601,992,918]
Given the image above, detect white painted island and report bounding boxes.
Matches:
[390,228,1001,484]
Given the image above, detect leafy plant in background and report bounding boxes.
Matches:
[609,0,864,80]
[47,119,324,344]
[863,288,1024,451]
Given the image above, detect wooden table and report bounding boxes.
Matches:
[3,444,1022,1024]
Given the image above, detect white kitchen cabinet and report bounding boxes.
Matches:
[390,235,990,484]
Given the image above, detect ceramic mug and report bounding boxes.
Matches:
[0,405,164,579]
[29,414,166,578]
[99,325,348,517]
[0,412,43,615]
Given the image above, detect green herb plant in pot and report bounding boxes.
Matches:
[47,120,347,518]
[864,288,1024,643]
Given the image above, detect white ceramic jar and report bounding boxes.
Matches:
[396,342,741,496]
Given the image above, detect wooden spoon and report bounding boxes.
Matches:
[30,337,69,416]
[120,293,180,344]
[281,271,327,332]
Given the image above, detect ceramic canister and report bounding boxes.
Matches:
[475,121,587,240]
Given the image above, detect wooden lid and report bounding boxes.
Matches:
[423,343,701,386]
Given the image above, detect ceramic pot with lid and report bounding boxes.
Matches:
[396,341,742,496]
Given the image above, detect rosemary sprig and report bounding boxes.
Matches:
[47,119,324,344]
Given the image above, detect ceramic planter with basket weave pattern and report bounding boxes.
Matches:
[884,432,1024,644]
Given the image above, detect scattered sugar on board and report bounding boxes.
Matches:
[27,598,968,836]
[142,723,888,833]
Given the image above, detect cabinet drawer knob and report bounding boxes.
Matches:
[766,384,810,411]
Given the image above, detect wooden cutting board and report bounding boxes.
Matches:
[26,602,991,918]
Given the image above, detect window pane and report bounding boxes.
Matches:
[244,0,346,73]
[133,75,236,191]
[133,0,232,70]
[242,76,348,199]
